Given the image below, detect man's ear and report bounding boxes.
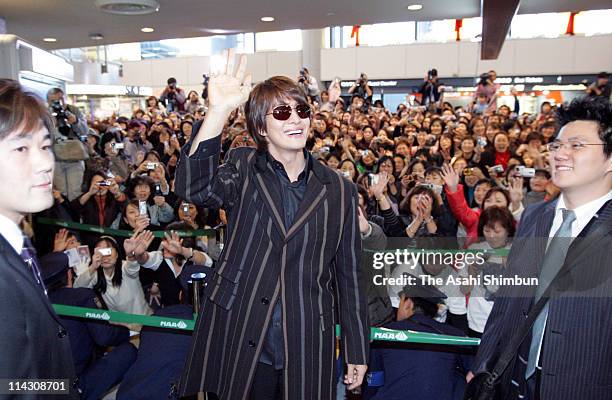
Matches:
[605,152,612,175]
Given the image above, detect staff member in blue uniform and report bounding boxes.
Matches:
[40,252,138,400]
[365,276,471,400]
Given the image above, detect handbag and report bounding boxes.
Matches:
[464,219,611,400]
[54,139,89,161]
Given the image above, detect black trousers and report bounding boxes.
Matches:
[249,362,283,400]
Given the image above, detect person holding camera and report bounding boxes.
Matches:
[348,72,373,102]
[297,67,320,102]
[70,171,126,246]
[47,87,89,201]
[419,68,444,107]
[122,120,153,166]
[473,70,499,115]
[160,77,186,113]
[586,71,611,100]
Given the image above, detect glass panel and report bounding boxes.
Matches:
[416,19,456,43]
[509,12,569,39]
[255,30,302,51]
[574,9,612,36]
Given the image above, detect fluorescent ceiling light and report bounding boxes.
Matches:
[407,4,423,11]
[141,27,155,33]
[260,16,275,22]
[43,37,57,42]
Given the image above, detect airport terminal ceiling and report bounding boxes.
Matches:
[1,0,611,50]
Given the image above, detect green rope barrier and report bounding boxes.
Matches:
[36,217,217,238]
[53,304,480,346]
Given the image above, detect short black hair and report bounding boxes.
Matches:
[478,205,516,237]
[167,77,177,85]
[556,96,612,157]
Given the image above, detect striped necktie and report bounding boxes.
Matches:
[20,235,48,296]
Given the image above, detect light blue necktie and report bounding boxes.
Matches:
[525,209,576,379]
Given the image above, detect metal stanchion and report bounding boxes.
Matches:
[189,272,207,314]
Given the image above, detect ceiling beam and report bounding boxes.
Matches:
[480,0,520,60]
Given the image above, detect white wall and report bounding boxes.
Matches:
[320,34,612,80]
[73,34,612,93]
[118,51,302,97]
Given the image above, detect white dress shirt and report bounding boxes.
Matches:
[0,213,24,255]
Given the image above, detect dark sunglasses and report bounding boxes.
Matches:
[266,104,311,121]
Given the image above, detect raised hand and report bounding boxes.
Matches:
[162,231,184,255]
[357,207,369,235]
[370,172,389,200]
[53,228,69,252]
[124,230,154,258]
[208,48,252,113]
[440,163,460,193]
[509,177,524,209]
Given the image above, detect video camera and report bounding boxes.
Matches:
[50,100,72,136]
[479,73,490,86]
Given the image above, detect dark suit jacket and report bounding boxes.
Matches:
[174,133,369,400]
[473,198,612,399]
[0,235,78,399]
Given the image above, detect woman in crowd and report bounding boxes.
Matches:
[460,206,515,337]
[371,172,442,241]
[128,175,175,226]
[73,233,154,322]
[184,91,201,114]
[146,95,165,115]
[441,163,522,246]
[99,132,131,184]
[70,172,127,246]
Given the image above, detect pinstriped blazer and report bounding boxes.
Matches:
[473,198,612,400]
[174,134,369,400]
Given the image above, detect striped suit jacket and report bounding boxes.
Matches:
[174,135,369,400]
[473,198,612,399]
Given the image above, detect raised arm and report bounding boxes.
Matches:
[174,49,252,208]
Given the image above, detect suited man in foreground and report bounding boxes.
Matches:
[468,96,612,399]
[175,50,369,400]
[0,79,78,398]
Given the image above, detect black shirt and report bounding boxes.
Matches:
[259,150,311,370]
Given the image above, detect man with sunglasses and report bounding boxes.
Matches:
[175,49,369,400]
[468,95,612,400]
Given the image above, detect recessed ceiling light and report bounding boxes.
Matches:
[89,33,105,41]
[95,0,160,15]
[260,16,275,22]
[43,37,57,42]
[141,27,155,33]
[407,4,423,11]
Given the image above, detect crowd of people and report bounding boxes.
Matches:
[21,65,611,399]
